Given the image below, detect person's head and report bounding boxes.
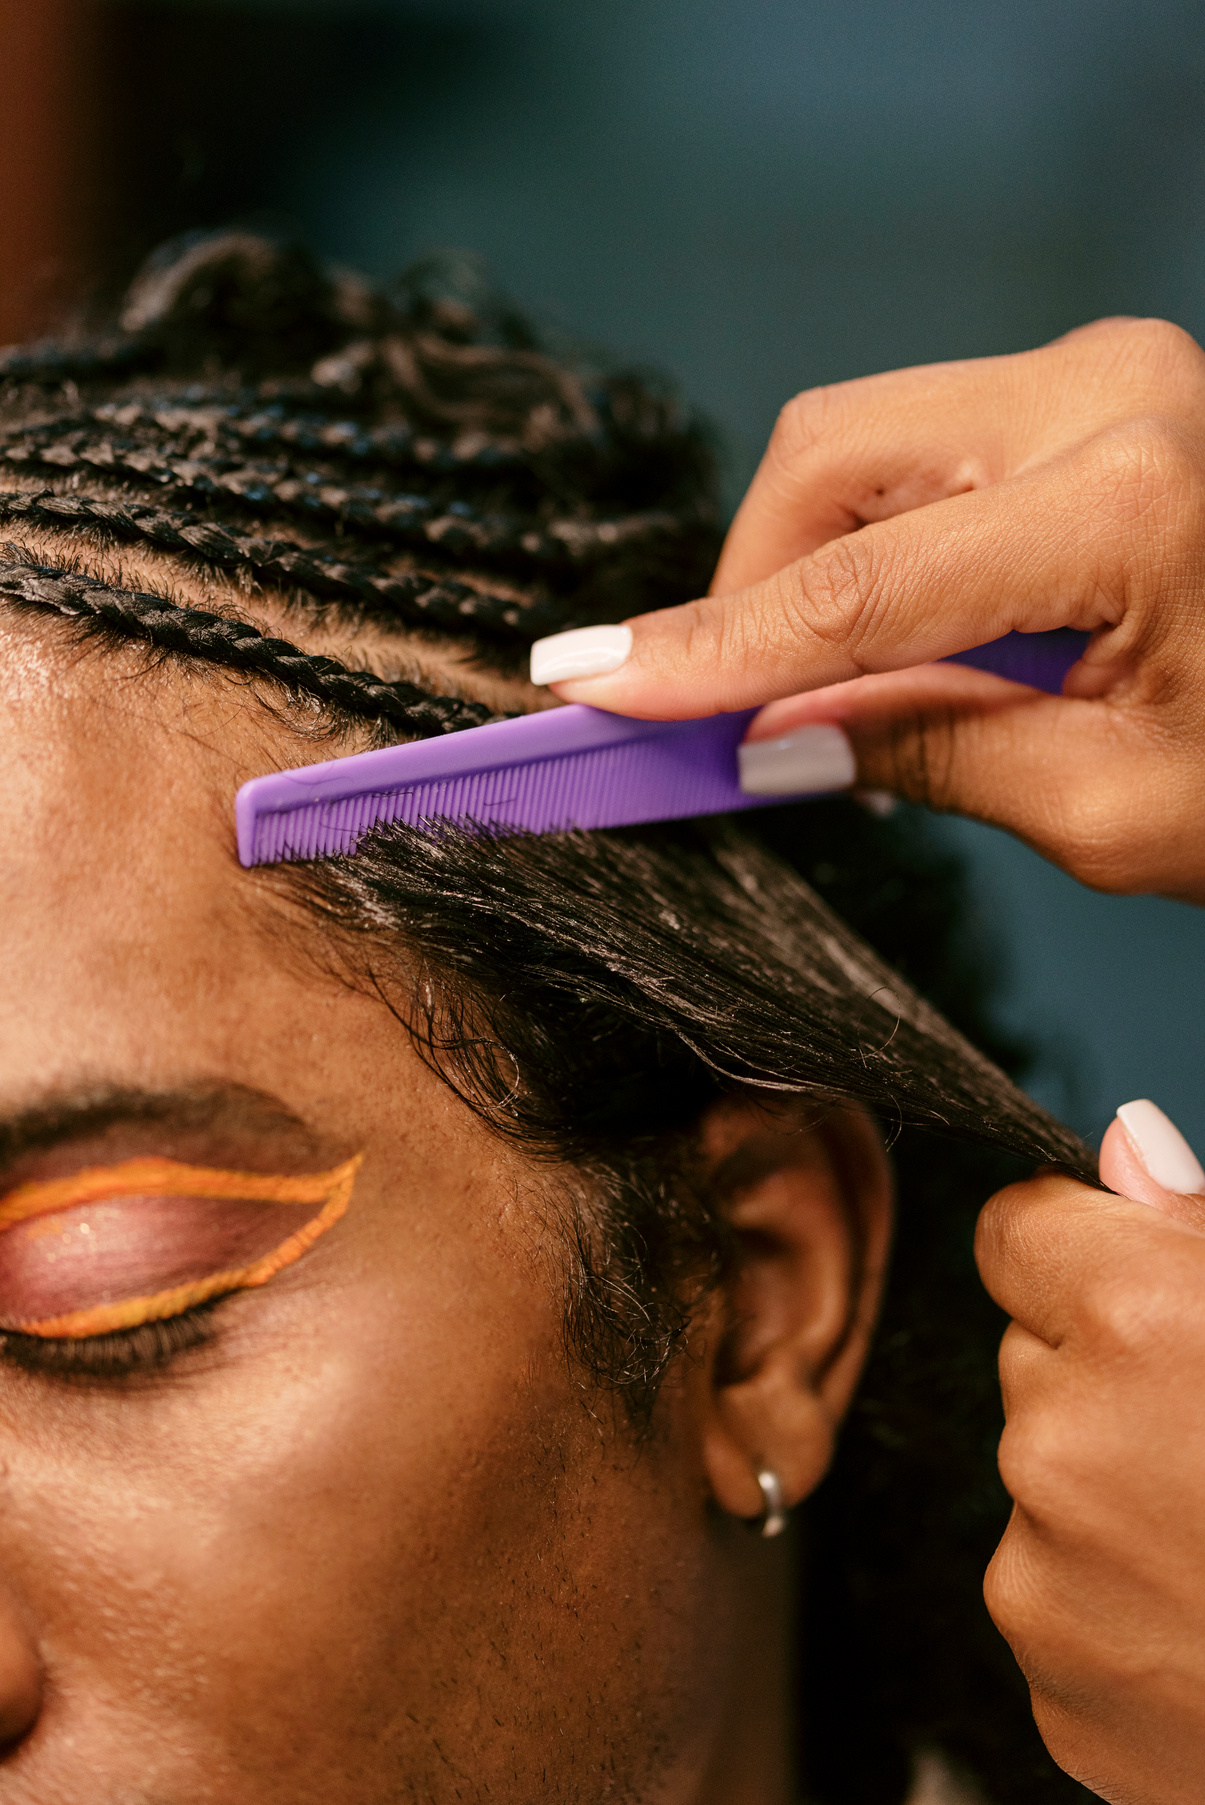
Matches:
[0,233,1091,1805]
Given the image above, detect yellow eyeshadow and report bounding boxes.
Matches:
[0,1153,363,1339]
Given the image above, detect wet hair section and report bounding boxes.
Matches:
[0,1154,361,1338]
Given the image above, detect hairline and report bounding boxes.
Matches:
[0,482,546,724]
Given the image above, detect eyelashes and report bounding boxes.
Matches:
[0,1307,220,1378]
[0,1154,362,1341]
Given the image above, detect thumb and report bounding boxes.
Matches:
[1101,1101,1205,1224]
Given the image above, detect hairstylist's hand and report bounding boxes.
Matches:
[977,1101,1205,1804]
[534,317,1205,903]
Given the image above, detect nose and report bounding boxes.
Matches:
[0,1590,41,1750]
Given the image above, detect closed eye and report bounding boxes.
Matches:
[0,1153,362,1353]
[0,1301,224,1380]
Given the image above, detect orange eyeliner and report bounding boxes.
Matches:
[0,1154,362,1339]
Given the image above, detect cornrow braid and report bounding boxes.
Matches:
[0,376,584,473]
[88,393,565,471]
[0,557,498,738]
[0,235,599,464]
[0,233,724,657]
[0,490,573,645]
[1,413,693,576]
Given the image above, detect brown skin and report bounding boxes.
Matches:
[0,606,892,1804]
[547,316,1205,1800]
[977,1129,1205,1805]
[552,315,1205,905]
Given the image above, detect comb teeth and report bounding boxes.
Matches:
[237,631,1091,867]
[247,731,759,864]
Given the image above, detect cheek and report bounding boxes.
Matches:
[0,1216,723,1799]
[0,1221,580,1775]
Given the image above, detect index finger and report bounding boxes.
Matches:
[974,1171,1204,1348]
[541,426,1157,720]
[710,318,1177,595]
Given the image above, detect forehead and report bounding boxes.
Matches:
[0,614,350,1110]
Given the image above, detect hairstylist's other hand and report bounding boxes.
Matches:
[976,1101,1205,1804]
[535,318,1205,903]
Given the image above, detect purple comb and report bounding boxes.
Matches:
[238,706,786,866]
[236,627,1089,866]
[945,627,1088,689]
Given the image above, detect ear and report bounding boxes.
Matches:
[694,1095,893,1525]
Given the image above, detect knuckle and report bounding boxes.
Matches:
[983,1535,1061,1686]
[996,1416,1070,1520]
[1086,412,1205,534]
[981,1547,1019,1639]
[769,383,849,466]
[793,533,895,662]
[1076,315,1205,397]
[1120,314,1205,380]
[981,1569,1014,1647]
[995,1320,1032,1398]
[984,1497,1160,1794]
[982,1514,1047,1648]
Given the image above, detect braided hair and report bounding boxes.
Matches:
[0,555,494,737]
[0,230,722,681]
[0,232,1093,1805]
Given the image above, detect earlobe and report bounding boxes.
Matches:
[695,1099,893,1529]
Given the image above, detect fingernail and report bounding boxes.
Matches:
[738,724,857,797]
[1116,1099,1205,1195]
[530,624,633,686]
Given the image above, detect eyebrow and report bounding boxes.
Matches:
[0,1084,322,1172]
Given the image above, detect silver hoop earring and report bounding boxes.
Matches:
[756,1468,788,1538]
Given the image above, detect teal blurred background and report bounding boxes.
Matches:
[36,0,1205,1141]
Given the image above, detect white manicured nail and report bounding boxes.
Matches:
[1116,1099,1205,1195]
[530,624,633,686]
[738,724,857,797]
